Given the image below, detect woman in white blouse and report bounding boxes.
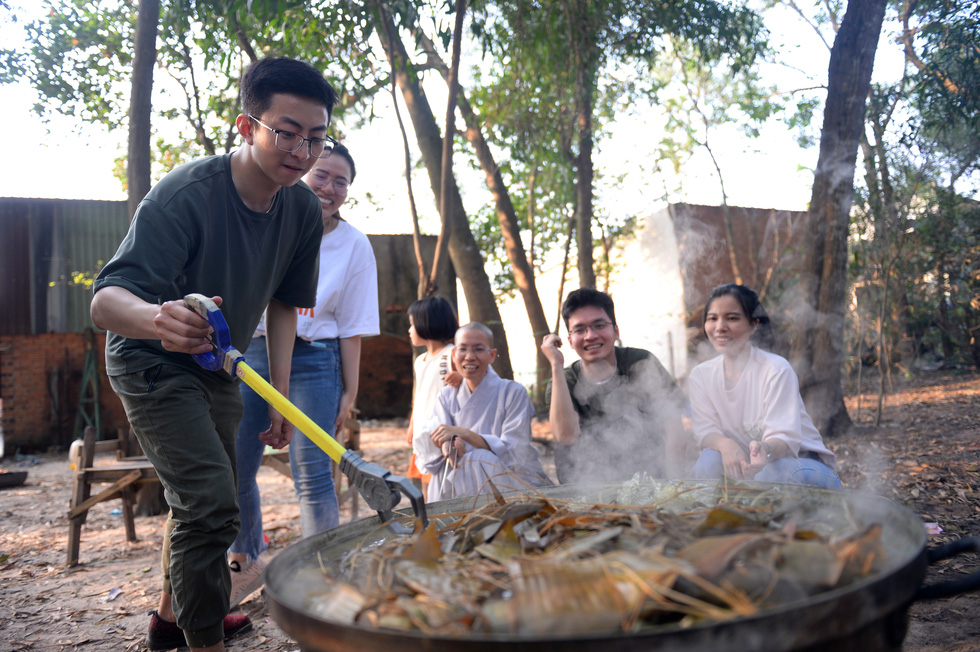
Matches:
[687,283,841,488]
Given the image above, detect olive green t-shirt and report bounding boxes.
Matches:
[546,346,683,484]
[93,153,323,379]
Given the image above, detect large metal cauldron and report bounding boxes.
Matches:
[265,482,980,652]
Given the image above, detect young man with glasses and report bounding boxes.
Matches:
[541,288,687,484]
[91,57,337,652]
[417,322,552,501]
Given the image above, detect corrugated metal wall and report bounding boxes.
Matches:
[0,205,32,334]
[0,198,129,335]
[0,198,455,420]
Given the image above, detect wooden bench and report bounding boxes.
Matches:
[332,412,362,521]
[67,426,160,567]
[66,414,364,567]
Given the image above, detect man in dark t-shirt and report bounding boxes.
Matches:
[91,58,337,652]
[542,288,686,484]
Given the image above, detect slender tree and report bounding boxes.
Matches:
[126,0,160,222]
[429,0,467,297]
[790,0,888,437]
[375,6,515,378]
[413,29,552,401]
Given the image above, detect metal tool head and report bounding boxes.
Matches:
[182,293,243,376]
[339,451,429,532]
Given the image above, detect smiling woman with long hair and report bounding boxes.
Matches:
[687,284,841,488]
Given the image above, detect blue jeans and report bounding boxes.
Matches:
[230,337,341,560]
[689,449,843,489]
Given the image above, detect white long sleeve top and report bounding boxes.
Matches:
[688,346,836,469]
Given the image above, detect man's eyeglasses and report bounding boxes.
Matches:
[248,115,337,159]
[569,320,612,337]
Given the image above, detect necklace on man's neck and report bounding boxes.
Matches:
[264,191,280,214]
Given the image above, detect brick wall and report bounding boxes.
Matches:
[0,332,128,452]
[359,334,413,419]
[0,331,414,451]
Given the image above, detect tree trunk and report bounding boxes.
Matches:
[126,0,159,222]
[790,0,887,438]
[573,111,596,289]
[562,0,597,289]
[936,258,955,361]
[376,12,514,379]
[429,0,466,297]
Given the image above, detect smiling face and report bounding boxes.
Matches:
[303,152,351,223]
[566,305,619,365]
[453,328,497,390]
[238,92,330,191]
[704,294,758,359]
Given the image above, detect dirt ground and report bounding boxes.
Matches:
[1,370,978,651]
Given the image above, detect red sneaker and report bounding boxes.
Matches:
[146,610,253,650]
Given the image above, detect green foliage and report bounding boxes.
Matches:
[780,0,980,373]
[0,0,389,179]
[786,96,821,148]
[905,0,980,138]
[0,1,136,125]
[848,70,980,372]
[907,189,980,367]
[652,37,785,190]
[464,0,770,288]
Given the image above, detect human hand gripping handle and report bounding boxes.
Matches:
[181,293,242,374]
[430,424,473,468]
[181,293,428,529]
[155,296,220,355]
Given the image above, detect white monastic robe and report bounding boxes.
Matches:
[419,367,552,502]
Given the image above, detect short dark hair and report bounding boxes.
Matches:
[408,296,459,342]
[240,57,338,120]
[702,283,775,350]
[331,143,356,182]
[561,288,616,329]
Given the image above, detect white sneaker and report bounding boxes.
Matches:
[229,556,267,609]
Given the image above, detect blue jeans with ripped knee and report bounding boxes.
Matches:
[689,449,843,489]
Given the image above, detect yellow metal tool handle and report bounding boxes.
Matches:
[234,360,347,463]
[180,293,426,529]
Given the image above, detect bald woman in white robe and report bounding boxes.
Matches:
[417,323,552,502]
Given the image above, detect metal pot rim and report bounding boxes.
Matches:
[265,481,931,651]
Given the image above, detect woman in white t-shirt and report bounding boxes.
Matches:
[687,283,841,488]
[228,144,380,606]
